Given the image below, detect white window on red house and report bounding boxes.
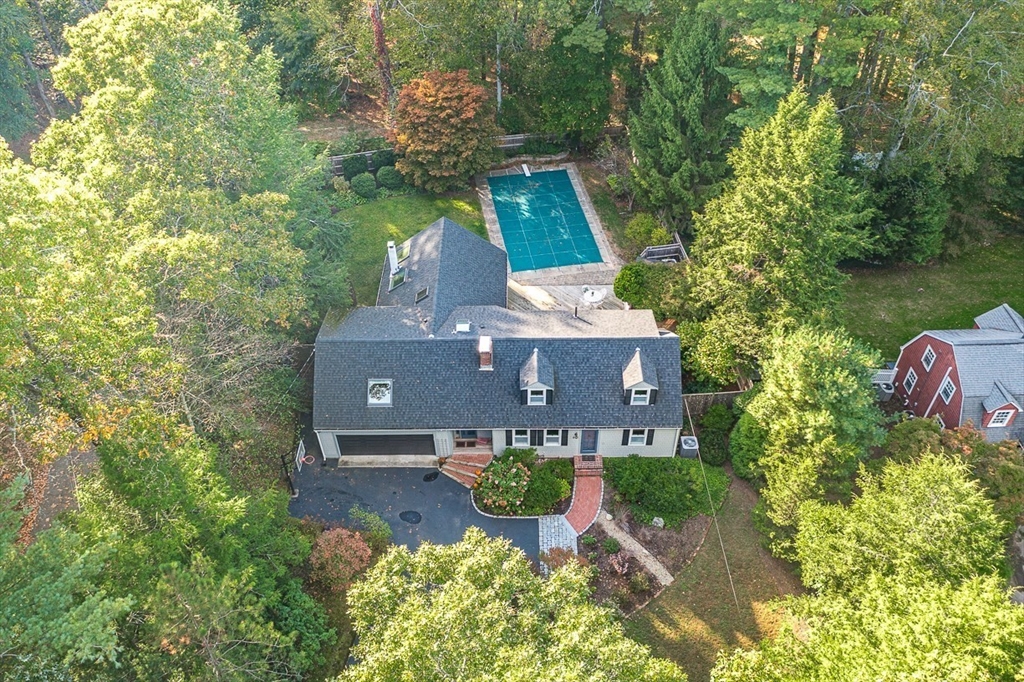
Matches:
[934,414,945,429]
[903,367,918,393]
[989,410,1014,428]
[921,345,936,372]
[940,378,956,404]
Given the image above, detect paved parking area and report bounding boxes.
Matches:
[289,461,540,560]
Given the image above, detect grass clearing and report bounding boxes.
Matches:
[340,192,486,305]
[577,161,630,254]
[842,237,1024,358]
[626,473,802,682]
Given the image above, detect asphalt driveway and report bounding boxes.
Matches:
[289,461,540,560]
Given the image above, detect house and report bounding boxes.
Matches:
[892,303,1024,444]
[312,218,683,466]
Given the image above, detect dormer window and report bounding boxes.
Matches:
[989,410,1013,427]
[921,345,936,371]
[367,379,392,406]
[630,389,650,405]
[528,389,546,405]
[520,348,553,405]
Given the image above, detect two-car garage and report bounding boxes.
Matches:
[335,434,436,458]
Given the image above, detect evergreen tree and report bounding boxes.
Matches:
[683,87,871,382]
[629,11,732,227]
[0,0,34,141]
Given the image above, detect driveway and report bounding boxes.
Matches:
[289,461,540,560]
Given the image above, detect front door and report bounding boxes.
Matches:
[580,430,598,454]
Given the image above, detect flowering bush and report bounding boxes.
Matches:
[310,527,372,593]
[475,458,530,515]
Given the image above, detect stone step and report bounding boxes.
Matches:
[443,461,486,479]
[440,467,477,488]
[448,453,493,467]
[574,468,604,477]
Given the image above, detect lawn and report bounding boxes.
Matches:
[626,473,802,682]
[842,237,1024,359]
[340,192,486,306]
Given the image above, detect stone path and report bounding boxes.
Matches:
[538,514,578,558]
[597,515,675,586]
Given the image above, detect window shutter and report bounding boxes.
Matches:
[561,430,568,446]
[621,429,629,446]
[520,389,528,405]
[506,430,513,447]
[530,430,542,447]
[623,390,631,405]
[546,389,553,405]
[649,389,658,405]
[645,430,655,446]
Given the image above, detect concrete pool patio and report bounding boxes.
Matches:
[477,163,621,286]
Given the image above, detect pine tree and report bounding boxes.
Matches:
[683,87,871,382]
[628,11,732,227]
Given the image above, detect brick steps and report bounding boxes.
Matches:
[441,467,478,488]
[440,453,492,489]
[448,453,493,467]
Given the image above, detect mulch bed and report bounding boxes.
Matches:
[578,523,658,616]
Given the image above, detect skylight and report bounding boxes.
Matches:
[455,320,471,333]
[396,242,410,261]
[388,268,406,291]
[415,287,429,303]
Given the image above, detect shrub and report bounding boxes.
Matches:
[520,137,564,155]
[625,213,672,250]
[521,462,572,515]
[349,507,393,552]
[540,547,588,571]
[629,572,651,593]
[350,172,378,199]
[341,154,369,180]
[545,458,574,481]
[375,165,405,190]
[475,458,530,514]
[605,454,728,526]
[332,176,350,193]
[498,447,537,468]
[602,537,621,554]
[612,262,686,321]
[701,404,736,434]
[730,412,767,481]
[371,148,396,168]
[310,527,372,593]
[698,404,735,466]
[580,534,598,547]
[884,416,942,462]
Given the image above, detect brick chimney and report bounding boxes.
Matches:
[478,335,493,371]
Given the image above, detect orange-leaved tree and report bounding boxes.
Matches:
[393,70,501,193]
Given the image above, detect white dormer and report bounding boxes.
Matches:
[622,348,658,405]
[520,348,554,405]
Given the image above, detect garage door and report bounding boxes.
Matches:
[337,434,436,457]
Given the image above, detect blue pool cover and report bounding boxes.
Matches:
[488,170,603,272]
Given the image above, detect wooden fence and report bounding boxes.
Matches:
[683,390,746,421]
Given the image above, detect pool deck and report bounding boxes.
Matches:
[477,163,622,285]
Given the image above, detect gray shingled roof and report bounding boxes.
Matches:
[435,306,662,338]
[520,348,554,389]
[622,348,659,389]
[983,381,1021,413]
[313,334,683,430]
[975,304,1024,333]
[375,218,507,332]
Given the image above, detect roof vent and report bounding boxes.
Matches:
[478,335,493,371]
[456,320,471,333]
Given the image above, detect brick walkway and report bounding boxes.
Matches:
[564,456,604,534]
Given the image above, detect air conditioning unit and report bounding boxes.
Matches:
[875,381,895,402]
[680,436,699,459]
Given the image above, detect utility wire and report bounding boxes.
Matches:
[684,398,741,611]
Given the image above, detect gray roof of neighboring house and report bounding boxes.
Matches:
[520,348,554,389]
[975,303,1024,333]
[375,218,507,333]
[314,218,683,432]
[622,348,659,390]
[983,381,1021,413]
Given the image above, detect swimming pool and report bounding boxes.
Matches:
[487,169,603,272]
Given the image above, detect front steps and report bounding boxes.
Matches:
[440,453,493,488]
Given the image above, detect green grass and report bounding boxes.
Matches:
[340,192,486,306]
[578,163,629,252]
[626,474,803,682]
[842,237,1024,359]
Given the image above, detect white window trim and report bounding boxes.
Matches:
[630,389,649,405]
[629,429,648,447]
[939,378,956,404]
[934,414,945,429]
[367,379,393,406]
[512,429,529,447]
[921,345,936,372]
[544,429,561,446]
[989,410,1014,428]
[903,367,918,393]
[528,388,546,405]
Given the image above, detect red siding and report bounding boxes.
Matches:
[893,335,964,426]
[983,404,1019,428]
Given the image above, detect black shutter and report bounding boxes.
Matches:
[506,430,513,447]
[622,429,630,446]
[623,390,631,405]
[649,389,658,405]
[530,430,543,447]
[646,429,655,446]
[561,430,568,446]
[546,389,553,405]
[520,389,528,405]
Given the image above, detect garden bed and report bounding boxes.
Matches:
[577,523,658,616]
[473,449,575,517]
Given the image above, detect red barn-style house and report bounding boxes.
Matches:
[893,304,1024,444]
